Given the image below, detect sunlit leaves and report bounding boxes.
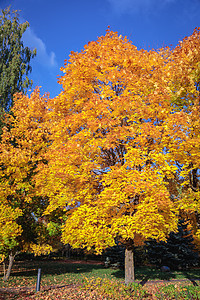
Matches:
[39,29,193,254]
[1,28,199,273]
[0,88,52,266]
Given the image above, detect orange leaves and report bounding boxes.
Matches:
[0,89,49,189]
[1,29,199,257]
[39,29,193,252]
[0,88,53,258]
[168,28,200,109]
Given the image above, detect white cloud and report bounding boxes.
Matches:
[107,0,176,14]
[22,27,57,68]
[0,6,57,68]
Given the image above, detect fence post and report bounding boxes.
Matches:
[36,268,41,292]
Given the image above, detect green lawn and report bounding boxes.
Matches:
[1,260,200,286]
[0,260,123,288]
[0,260,200,299]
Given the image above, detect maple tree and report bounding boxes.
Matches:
[0,89,59,281]
[1,28,199,284]
[34,30,186,284]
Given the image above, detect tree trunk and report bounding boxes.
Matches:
[3,261,6,278]
[125,246,135,285]
[3,252,15,281]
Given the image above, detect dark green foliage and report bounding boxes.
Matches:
[133,246,148,267]
[145,219,199,270]
[103,243,148,269]
[0,6,36,111]
[103,242,125,268]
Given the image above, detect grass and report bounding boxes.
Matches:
[135,266,200,281]
[0,260,123,288]
[0,259,200,299]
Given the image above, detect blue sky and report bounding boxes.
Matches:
[0,0,200,98]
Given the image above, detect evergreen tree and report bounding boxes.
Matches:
[0,6,36,112]
[145,220,199,270]
[103,242,125,268]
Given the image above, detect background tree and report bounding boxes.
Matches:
[145,219,199,270]
[0,89,60,281]
[35,30,184,284]
[0,6,36,112]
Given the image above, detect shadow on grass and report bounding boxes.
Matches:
[1,260,200,287]
[0,260,105,278]
[112,266,200,285]
[183,270,200,286]
[113,267,177,281]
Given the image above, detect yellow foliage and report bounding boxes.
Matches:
[2,29,199,257]
[0,88,51,258]
[29,243,53,256]
[37,29,195,252]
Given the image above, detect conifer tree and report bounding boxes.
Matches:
[146,220,199,270]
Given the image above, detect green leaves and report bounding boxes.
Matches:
[0,6,36,111]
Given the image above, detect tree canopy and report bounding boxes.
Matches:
[34,29,200,283]
[0,89,57,281]
[0,28,199,284]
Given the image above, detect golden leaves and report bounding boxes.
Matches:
[28,243,53,256]
[0,88,51,255]
[1,29,200,255]
[41,29,198,251]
